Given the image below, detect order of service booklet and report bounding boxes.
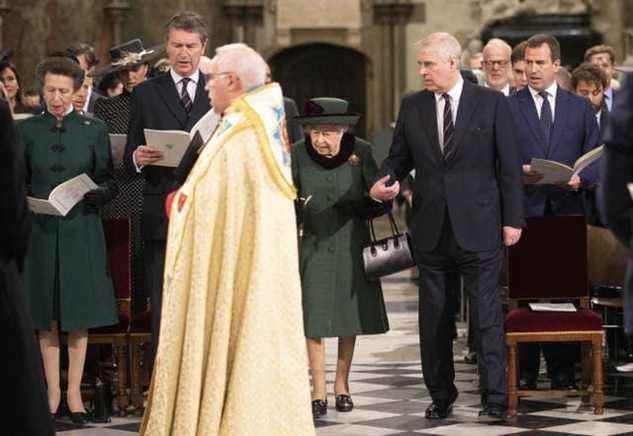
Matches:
[27,173,98,217]
[109,133,127,167]
[143,109,220,168]
[530,145,604,185]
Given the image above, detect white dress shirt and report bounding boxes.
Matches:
[170,69,200,103]
[528,82,557,122]
[485,82,511,97]
[434,75,464,149]
[604,86,613,112]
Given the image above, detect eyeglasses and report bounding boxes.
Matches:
[483,60,509,68]
[203,72,233,82]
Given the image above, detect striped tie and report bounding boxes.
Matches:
[180,77,192,113]
[442,93,455,160]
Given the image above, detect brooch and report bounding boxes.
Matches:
[348,153,361,167]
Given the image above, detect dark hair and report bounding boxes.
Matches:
[165,11,208,44]
[48,50,80,65]
[526,34,561,61]
[0,61,22,104]
[67,42,100,69]
[511,41,527,65]
[23,85,39,97]
[36,57,85,91]
[97,72,122,95]
[584,44,616,65]
[571,62,609,90]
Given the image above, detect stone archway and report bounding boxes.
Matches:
[269,43,368,137]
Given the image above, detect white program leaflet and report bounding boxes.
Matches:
[143,129,191,167]
[529,303,577,312]
[27,173,98,216]
[530,145,604,185]
[109,134,127,167]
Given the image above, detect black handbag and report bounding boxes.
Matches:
[362,211,415,280]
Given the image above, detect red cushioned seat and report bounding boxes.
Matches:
[505,308,603,333]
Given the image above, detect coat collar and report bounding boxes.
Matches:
[155,72,209,129]
[304,132,355,169]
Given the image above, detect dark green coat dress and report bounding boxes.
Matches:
[19,110,118,332]
[292,133,389,338]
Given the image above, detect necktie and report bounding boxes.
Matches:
[442,93,456,160]
[538,91,552,153]
[180,77,192,113]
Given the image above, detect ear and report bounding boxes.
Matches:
[553,58,561,72]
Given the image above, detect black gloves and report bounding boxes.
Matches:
[84,187,110,212]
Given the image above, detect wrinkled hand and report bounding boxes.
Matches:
[503,226,522,246]
[134,145,164,166]
[522,164,543,185]
[369,175,400,201]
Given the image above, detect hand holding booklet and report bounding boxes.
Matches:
[143,109,220,168]
[27,173,98,216]
[530,145,604,185]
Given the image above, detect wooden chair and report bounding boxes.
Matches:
[504,216,604,417]
[88,218,132,415]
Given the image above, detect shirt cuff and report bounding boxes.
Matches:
[132,151,144,173]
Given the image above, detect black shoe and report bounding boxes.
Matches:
[425,392,457,420]
[335,394,354,412]
[69,412,90,425]
[519,377,537,390]
[479,402,507,420]
[311,399,327,419]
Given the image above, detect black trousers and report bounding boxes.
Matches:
[145,239,166,369]
[416,215,507,405]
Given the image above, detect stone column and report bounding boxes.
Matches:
[223,0,264,49]
[0,1,12,50]
[374,0,414,123]
[105,0,131,47]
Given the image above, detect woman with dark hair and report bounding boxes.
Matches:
[18,56,118,424]
[0,61,30,114]
[0,99,54,436]
[97,72,123,97]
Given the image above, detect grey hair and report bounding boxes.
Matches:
[415,32,462,66]
[483,38,512,59]
[211,43,267,90]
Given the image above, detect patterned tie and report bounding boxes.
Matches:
[538,91,552,153]
[442,93,456,160]
[180,77,192,113]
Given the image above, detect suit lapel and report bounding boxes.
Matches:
[517,88,547,153]
[189,76,211,124]
[549,89,569,157]
[447,80,477,163]
[416,92,442,164]
[156,74,188,128]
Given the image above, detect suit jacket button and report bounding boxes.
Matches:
[328,246,335,253]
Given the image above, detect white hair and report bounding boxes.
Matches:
[483,38,512,59]
[415,32,462,66]
[211,43,267,90]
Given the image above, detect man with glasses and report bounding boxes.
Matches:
[483,38,514,96]
[124,11,212,371]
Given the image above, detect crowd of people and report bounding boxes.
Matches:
[1,8,633,436]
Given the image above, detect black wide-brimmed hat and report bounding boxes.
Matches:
[295,97,361,126]
[93,38,164,77]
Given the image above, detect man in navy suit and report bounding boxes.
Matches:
[124,11,212,368]
[508,34,600,389]
[371,32,524,419]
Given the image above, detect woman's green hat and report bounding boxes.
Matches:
[294,97,361,126]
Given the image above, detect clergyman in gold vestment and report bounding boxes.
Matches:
[140,43,315,436]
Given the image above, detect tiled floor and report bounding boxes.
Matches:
[54,269,633,435]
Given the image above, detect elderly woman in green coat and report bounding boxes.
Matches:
[292,98,390,419]
[19,57,118,423]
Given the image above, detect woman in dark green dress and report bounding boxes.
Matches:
[19,57,118,423]
[292,98,389,419]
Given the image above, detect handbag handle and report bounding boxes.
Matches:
[368,208,401,244]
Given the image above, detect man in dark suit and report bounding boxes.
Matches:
[370,32,524,419]
[508,34,601,389]
[124,11,211,365]
[482,38,514,96]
